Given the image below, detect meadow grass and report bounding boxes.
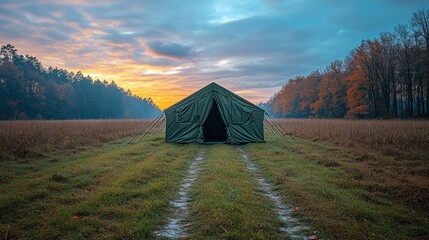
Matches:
[188,144,285,239]
[1,119,428,239]
[277,119,429,160]
[0,134,200,239]
[0,120,150,161]
[244,134,429,239]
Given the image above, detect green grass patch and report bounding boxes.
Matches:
[0,134,200,239]
[189,144,285,239]
[244,134,429,239]
[1,131,427,239]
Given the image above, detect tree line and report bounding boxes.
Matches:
[263,9,429,119]
[0,44,161,120]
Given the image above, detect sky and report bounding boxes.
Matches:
[0,0,428,109]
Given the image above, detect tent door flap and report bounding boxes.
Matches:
[202,100,227,142]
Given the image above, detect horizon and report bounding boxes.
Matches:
[1,1,428,109]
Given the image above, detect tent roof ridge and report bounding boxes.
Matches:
[165,82,264,112]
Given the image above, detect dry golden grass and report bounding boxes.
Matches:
[0,120,151,161]
[275,119,429,215]
[277,119,429,160]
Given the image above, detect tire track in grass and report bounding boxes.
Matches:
[189,145,283,239]
[156,147,206,239]
[237,146,309,239]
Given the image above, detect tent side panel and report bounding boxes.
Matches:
[228,110,264,144]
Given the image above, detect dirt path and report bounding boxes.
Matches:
[156,148,206,239]
[237,146,308,239]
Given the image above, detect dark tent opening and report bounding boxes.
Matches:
[203,100,227,142]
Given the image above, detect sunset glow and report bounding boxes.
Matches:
[1,0,427,109]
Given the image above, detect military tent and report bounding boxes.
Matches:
[165,82,264,144]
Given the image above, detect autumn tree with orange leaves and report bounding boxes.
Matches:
[264,8,429,119]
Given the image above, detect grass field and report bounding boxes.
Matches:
[0,120,428,239]
[0,120,150,162]
[277,119,429,160]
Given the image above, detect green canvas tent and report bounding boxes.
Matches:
[165,82,265,144]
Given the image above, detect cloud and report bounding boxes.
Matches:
[0,0,428,108]
[146,41,196,61]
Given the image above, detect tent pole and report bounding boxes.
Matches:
[143,116,166,140]
[266,117,287,141]
[156,118,166,134]
[129,113,161,144]
[129,112,163,144]
[272,117,295,140]
[135,113,165,143]
[264,119,281,140]
[265,113,295,141]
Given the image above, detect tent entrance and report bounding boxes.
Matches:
[203,100,227,143]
